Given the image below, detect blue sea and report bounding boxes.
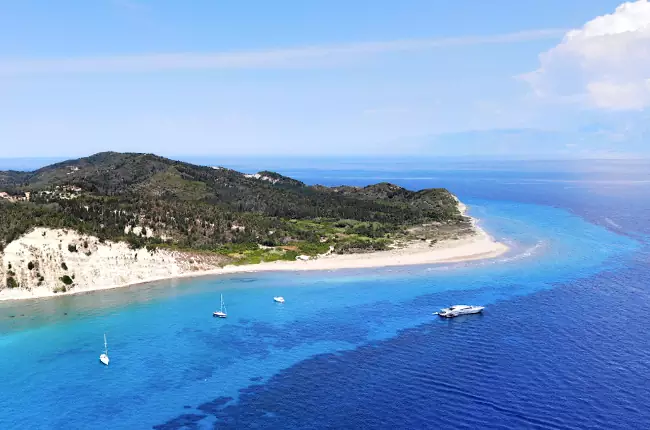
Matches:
[1,159,650,429]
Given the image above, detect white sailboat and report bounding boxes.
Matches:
[273,296,285,303]
[99,334,109,365]
[213,294,227,318]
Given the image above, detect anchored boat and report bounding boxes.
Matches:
[213,294,228,318]
[99,334,109,366]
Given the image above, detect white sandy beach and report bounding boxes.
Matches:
[0,202,508,301]
[220,224,506,273]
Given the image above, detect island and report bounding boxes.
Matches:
[0,152,507,300]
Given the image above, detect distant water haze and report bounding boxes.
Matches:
[2,155,650,175]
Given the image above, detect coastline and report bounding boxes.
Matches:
[0,202,508,302]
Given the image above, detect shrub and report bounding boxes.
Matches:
[27,261,35,271]
[61,262,68,270]
[334,238,390,254]
[68,244,77,253]
[282,250,299,261]
[297,241,330,256]
[60,275,73,285]
[7,277,19,289]
[127,237,144,250]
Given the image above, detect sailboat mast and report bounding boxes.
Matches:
[104,334,108,355]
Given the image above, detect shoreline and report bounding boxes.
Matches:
[0,202,508,302]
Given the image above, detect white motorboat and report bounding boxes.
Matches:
[434,305,484,318]
[273,296,285,303]
[99,334,110,365]
[213,294,227,318]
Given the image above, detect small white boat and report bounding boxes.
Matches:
[434,305,484,318]
[273,296,285,303]
[213,294,227,318]
[99,334,109,366]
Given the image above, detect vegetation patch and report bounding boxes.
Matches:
[0,152,467,263]
[334,237,391,254]
[6,277,19,289]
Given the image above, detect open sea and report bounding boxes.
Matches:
[1,158,649,429]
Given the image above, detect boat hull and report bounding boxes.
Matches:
[99,354,109,365]
[213,312,227,318]
[438,311,482,318]
[436,306,484,318]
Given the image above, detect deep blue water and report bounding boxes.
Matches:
[1,159,649,429]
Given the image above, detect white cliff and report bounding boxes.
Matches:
[0,228,226,300]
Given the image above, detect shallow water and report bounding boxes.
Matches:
[1,160,649,429]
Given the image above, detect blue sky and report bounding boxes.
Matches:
[0,0,648,158]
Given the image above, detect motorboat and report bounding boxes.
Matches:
[273,296,285,303]
[99,334,110,365]
[213,294,228,318]
[434,305,484,318]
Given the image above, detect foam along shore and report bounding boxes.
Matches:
[0,204,508,301]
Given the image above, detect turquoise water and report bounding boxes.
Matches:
[0,198,640,429]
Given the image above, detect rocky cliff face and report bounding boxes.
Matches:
[0,228,227,300]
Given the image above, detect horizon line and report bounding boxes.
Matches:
[0,154,647,162]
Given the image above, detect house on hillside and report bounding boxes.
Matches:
[0,191,30,202]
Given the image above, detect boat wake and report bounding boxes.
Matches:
[603,217,622,229]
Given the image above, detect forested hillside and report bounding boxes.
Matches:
[0,152,468,261]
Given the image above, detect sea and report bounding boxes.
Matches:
[1,158,649,429]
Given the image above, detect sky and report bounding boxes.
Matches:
[0,0,649,159]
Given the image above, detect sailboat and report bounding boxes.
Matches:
[213,294,227,318]
[99,334,109,365]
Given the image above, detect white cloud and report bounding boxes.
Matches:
[587,80,650,110]
[523,0,650,110]
[0,29,564,75]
